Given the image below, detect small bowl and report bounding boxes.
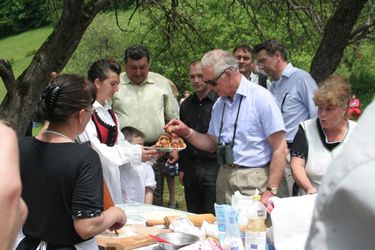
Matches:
[157,232,199,250]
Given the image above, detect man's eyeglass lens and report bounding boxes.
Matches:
[203,70,226,86]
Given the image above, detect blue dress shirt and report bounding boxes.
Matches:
[208,76,285,167]
[270,63,318,142]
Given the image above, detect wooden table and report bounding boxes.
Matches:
[97,202,190,250]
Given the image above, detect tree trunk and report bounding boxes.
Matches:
[310,0,368,84]
[0,0,112,136]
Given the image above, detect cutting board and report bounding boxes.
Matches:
[97,224,170,250]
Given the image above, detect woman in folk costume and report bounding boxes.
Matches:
[16,74,126,249]
[78,59,159,204]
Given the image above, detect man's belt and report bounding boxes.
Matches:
[222,163,247,168]
[222,163,270,169]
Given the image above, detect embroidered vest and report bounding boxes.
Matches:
[91,109,118,209]
[91,109,118,146]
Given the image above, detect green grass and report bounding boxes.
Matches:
[163,178,187,211]
[0,26,53,100]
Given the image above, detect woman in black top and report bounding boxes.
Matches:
[16,74,126,249]
[290,75,355,195]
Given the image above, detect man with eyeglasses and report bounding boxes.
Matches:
[166,49,287,205]
[254,40,317,197]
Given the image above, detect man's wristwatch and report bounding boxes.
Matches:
[266,186,279,195]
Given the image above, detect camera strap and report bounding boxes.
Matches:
[218,95,243,148]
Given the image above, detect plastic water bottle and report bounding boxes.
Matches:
[245,194,267,250]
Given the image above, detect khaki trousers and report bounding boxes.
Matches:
[216,164,269,204]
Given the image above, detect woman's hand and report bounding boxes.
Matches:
[141,147,161,162]
[108,207,126,231]
[109,222,124,231]
[74,206,127,239]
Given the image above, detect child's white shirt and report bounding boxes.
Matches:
[120,161,156,203]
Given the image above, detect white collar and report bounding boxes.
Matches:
[93,100,116,126]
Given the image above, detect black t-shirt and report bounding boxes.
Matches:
[179,91,219,171]
[19,137,103,246]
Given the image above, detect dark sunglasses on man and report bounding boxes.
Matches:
[203,69,227,86]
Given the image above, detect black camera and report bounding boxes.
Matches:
[217,142,234,165]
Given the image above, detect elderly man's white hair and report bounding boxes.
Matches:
[201,49,239,76]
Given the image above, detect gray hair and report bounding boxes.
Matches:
[201,49,239,77]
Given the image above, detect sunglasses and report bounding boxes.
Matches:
[203,69,227,86]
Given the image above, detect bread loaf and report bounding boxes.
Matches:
[146,213,216,228]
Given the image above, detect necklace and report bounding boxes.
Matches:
[44,130,74,142]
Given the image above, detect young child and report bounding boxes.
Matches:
[120,126,157,204]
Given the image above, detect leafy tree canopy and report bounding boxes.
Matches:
[0,0,50,38]
[66,0,375,94]
[1,0,375,135]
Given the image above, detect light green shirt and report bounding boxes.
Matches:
[112,71,179,144]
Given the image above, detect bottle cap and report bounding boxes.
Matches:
[252,194,261,201]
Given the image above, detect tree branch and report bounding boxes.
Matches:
[288,0,325,34]
[285,0,332,45]
[348,19,375,44]
[348,1,375,43]
[143,1,213,48]
[310,0,368,83]
[0,60,16,95]
[238,0,266,40]
[113,0,128,31]
[128,0,140,25]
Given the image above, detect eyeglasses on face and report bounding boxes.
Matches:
[203,69,227,86]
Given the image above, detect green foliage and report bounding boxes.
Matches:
[351,69,375,108]
[134,1,319,90]
[349,43,375,108]
[2,0,375,103]
[0,0,50,38]
[102,0,137,11]
[64,11,142,75]
[62,0,375,99]
[0,26,52,100]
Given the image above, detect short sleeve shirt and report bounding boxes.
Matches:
[208,76,285,167]
[19,137,103,245]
